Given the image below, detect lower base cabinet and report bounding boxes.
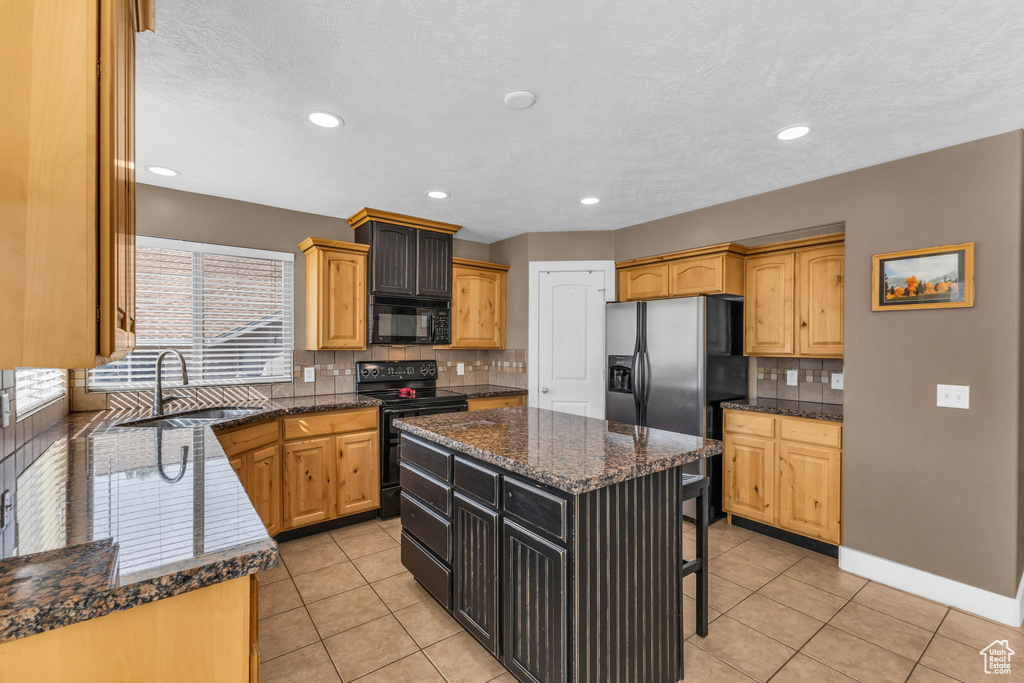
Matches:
[502,519,568,683]
[400,433,687,683]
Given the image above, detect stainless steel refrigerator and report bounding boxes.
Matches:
[606,295,748,518]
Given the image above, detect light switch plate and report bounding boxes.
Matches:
[936,384,969,409]
[786,369,798,386]
[304,367,316,383]
[831,373,844,391]
[457,363,465,376]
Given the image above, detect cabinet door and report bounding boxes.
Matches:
[98,0,138,362]
[668,255,724,296]
[617,263,669,301]
[453,493,500,654]
[416,231,453,298]
[318,249,367,349]
[744,253,795,356]
[335,430,380,517]
[370,223,416,295]
[229,455,248,492]
[503,520,568,683]
[451,266,505,349]
[777,442,841,544]
[250,444,282,536]
[723,435,775,523]
[283,437,335,529]
[797,245,844,357]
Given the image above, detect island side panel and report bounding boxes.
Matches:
[573,468,682,683]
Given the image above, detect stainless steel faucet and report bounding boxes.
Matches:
[153,349,190,416]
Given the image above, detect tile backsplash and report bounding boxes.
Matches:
[72,347,527,412]
[755,358,844,405]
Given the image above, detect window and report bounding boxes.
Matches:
[88,237,294,391]
[16,369,68,418]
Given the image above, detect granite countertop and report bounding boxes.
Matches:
[0,386,523,643]
[455,385,527,399]
[721,398,844,422]
[394,406,722,495]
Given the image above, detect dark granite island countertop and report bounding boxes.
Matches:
[0,391,388,644]
[394,405,721,494]
[721,397,844,422]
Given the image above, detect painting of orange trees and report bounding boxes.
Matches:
[872,243,974,311]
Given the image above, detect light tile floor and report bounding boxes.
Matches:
[258,517,1024,682]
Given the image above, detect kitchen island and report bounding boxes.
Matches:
[394,406,722,683]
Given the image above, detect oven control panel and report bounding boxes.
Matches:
[356,360,438,382]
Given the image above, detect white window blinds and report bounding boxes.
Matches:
[15,369,68,417]
[88,236,294,391]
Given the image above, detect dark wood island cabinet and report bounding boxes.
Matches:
[394,407,722,683]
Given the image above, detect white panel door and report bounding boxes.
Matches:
[535,269,608,417]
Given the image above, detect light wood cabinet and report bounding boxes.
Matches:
[216,407,381,535]
[723,409,842,545]
[797,245,844,357]
[744,253,796,356]
[743,237,844,358]
[299,238,369,351]
[449,259,510,349]
[283,437,336,529]
[2,0,153,369]
[616,244,745,302]
[467,395,526,411]
[335,431,380,517]
[723,435,775,524]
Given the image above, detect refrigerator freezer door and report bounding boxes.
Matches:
[643,297,706,437]
[605,302,641,425]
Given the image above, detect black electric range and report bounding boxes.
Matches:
[356,360,468,517]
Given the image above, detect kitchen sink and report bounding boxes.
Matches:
[118,408,262,429]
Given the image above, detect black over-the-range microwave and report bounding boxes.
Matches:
[368,295,451,345]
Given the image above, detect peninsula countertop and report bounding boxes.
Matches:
[0,385,525,643]
[394,406,722,494]
[720,397,844,422]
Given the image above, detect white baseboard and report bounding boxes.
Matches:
[839,547,1024,627]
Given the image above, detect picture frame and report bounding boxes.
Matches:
[872,242,974,311]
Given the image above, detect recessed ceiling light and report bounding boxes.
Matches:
[308,111,343,128]
[776,125,810,141]
[426,191,450,199]
[503,91,537,109]
[146,165,179,177]
[580,197,600,205]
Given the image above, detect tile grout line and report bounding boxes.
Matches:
[903,607,951,683]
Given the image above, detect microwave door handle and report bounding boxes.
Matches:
[427,311,434,343]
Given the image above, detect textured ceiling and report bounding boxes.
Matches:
[136,1,1024,243]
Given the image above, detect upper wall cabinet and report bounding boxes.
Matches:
[616,244,746,302]
[448,259,510,350]
[2,0,155,370]
[300,238,369,350]
[743,237,844,358]
[349,208,461,299]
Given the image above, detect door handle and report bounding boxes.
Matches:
[540,387,549,393]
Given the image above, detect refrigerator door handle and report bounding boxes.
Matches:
[631,304,644,422]
[636,302,650,426]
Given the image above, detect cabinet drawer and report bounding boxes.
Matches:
[502,478,569,544]
[780,418,842,448]
[401,435,451,482]
[467,395,525,412]
[401,531,452,609]
[401,492,452,562]
[401,462,452,516]
[281,407,377,440]
[724,411,775,439]
[217,420,278,457]
[454,456,500,508]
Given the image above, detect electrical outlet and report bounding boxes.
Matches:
[937,384,969,409]
[830,373,844,391]
[457,363,465,376]
[304,367,316,383]
[786,369,798,386]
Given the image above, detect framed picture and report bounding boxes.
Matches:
[872,243,974,311]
